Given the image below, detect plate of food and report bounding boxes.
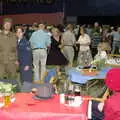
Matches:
[76,66,98,76]
[81,68,99,76]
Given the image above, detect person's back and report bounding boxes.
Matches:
[29,23,51,84]
[62,30,75,46]
[104,68,120,120]
[111,31,120,41]
[30,29,50,49]
[0,18,17,79]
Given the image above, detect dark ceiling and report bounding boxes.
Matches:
[1,0,120,16]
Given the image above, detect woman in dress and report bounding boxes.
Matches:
[77,27,92,66]
[46,28,68,73]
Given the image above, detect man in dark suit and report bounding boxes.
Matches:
[16,27,33,86]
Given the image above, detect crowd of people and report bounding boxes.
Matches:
[0,17,120,120]
[0,18,120,85]
[22,21,119,82]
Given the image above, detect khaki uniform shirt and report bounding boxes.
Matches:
[62,30,76,46]
[0,31,17,63]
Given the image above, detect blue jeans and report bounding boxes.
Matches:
[112,41,120,54]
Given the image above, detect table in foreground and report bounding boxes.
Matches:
[0,93,89,120]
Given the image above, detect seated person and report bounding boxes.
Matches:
[104,68,120,120]
[92,68,120,120]
[92,42,109,69]
[94,42,108,61]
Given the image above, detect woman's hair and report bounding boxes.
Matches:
[66,24,73,30]
[51,27,59,34]
[15,26,24,33]
[97,42,111,51]
[80,27,86,34]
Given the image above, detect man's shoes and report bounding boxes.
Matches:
[33,80,44,84]
[39,81,44,84]
[33,80,41,84]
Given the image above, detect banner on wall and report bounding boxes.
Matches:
[0,12,64,25]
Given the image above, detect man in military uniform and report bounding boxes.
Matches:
[0,18,17,79]
[62,24,76,67]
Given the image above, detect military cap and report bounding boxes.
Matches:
[4,18,12,23]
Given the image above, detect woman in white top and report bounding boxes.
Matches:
[77,27,93,66]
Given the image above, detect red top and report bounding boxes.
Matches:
[104,92,120,120]
[105,68,120,91]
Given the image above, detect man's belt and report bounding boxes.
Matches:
[32,48,46,50]
[64,45,73,47]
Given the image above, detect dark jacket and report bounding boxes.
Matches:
[17,37,32,66]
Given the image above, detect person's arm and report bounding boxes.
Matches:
[76,36,81,44]
[85,34,91,45]
[46,34,51,48]
[29,33,34,43]
[61,33,65,46]
[29,32,36,49]
[15,45,20,66]
[83,97,105,102]
[98,102,104,112]
[72,33,76,46]
[59,38,64,48]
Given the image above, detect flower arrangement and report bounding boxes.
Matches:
[92,50,108,70]
[91,59,105,70]
[0,82,16,95]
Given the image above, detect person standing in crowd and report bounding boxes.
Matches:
[85,24,93,38]
[46,26,52,37]
[62,24,76,67]
[32,22,38,31]
[25,23,38,40]
[91,22,102,57]
[77,27,92,66]
[30,22,51,84]
[0,18,17,79]
[73,25,80,39]
[111,27,120,54]
[22,24,28,35]
[25,25,35,40]
[46,28,68,74]
[16,27,32,85]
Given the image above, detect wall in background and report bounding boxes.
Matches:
[0,12,63,25]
